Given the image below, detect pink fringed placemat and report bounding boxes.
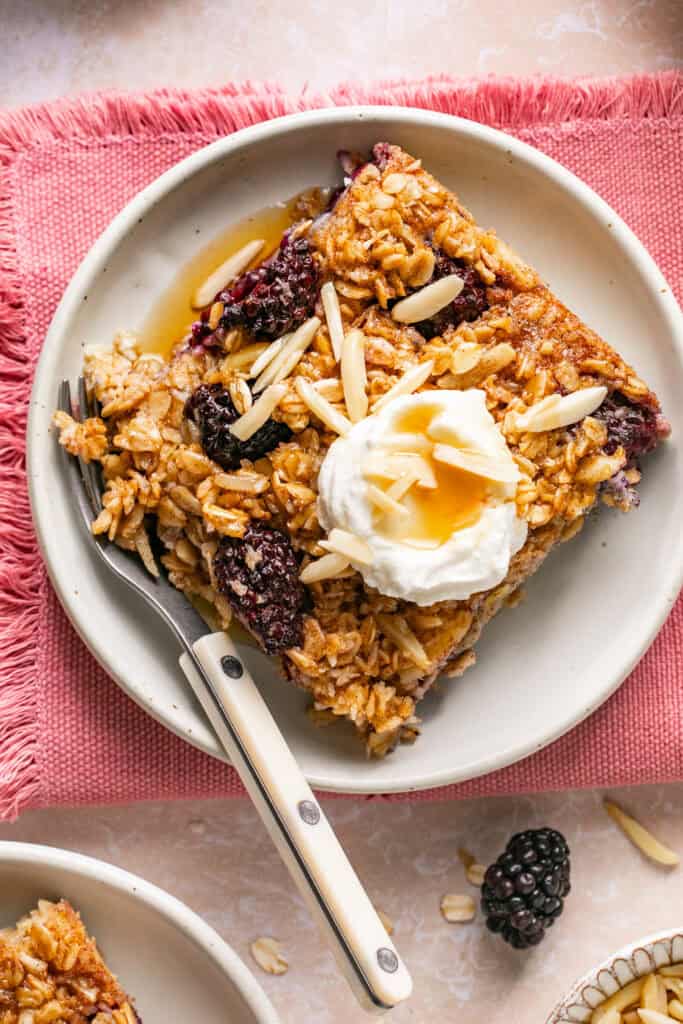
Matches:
[1,72,682,819]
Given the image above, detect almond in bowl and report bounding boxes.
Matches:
[549,932,683,1024]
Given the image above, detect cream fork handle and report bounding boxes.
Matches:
[179,630,412,1013]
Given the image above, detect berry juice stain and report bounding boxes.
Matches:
[139,188,330,358]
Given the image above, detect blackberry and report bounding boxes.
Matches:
[213,523,306,654]
[481,828,571,949]
[216,233,318,340]
[593,391,670,462]
[414,253,489,338]
[185,383,291,471]
[372,142,393,170]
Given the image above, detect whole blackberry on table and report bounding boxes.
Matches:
[185,383,291,471]
[481,828,571,949]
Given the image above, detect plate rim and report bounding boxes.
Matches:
[27,104,683,794]
[0,840,279,1022]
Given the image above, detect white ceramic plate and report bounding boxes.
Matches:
[28,107,683,794]
[548,927,683,1022]
[0,841,279,1023]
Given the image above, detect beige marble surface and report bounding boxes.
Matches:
[2,786,683,1022]
[3,2,683,1022]
[1,0,682,109]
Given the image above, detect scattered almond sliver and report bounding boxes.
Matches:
[386,470,422,501]
[250,937,288,975]
[391,275,464,324]
[299,552,350,584]
[229,383,287,442]
[341,328,368,423]
[432,443,519,484]
[514,385,608,433]
[379,432,433,455]
[366,483,409,519]
[295,377,352,436]
[321,281,345,362]
[592,980,645,1022]
[376,614,430,670]
[253,317,320,393]
[249,336,285,379]
[372,360,435,413]
[224,342,269,371]
[192,238,264,309]
[320,528,373,566]
[439,893,476,923]
[457,847,476,869]
[363,452,437,489]
[604,799,679,866]
[638,1011,676,1024]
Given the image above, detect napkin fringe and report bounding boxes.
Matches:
[0,167,42,819]
[0,72,680,153]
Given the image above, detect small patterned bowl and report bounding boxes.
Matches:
[548,929,683,1022]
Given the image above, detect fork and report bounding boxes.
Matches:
[56,378,413,1013]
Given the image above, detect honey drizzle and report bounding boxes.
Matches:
[378,404,487,546]
[138,189,329,359]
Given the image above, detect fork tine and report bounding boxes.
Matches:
[57,379,100,533]
[75,376,104,515]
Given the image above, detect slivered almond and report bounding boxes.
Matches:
[604,800,679,866]
[638,1012,676,1024]
[391,276,464,324]
[321,281,345,362]
[253,317,320,393]
[372,361,435,412]
[320,528,373,566]
[641,974,668,1014]
[386,470,422,501]
[295,378,351,436]
[269,345,309,387]
[363,452,436,488]
[432,443,519,484]
[224,343,269,370]
[366,483,410,519]
[376,614,430,669]
[214,472,269,494]
[300,552,350,584]
[597,1011,622,1024]
[341,328,368,422]
[592,981,645,1022]
[249,337,285,379]
[229,384,287,441]
[192,239,264,309]
[514,385,608,433]
[379,433,433,455]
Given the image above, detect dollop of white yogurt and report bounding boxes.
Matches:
[317,389,527,605]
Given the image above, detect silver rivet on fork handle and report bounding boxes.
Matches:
[298,800,321,825]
